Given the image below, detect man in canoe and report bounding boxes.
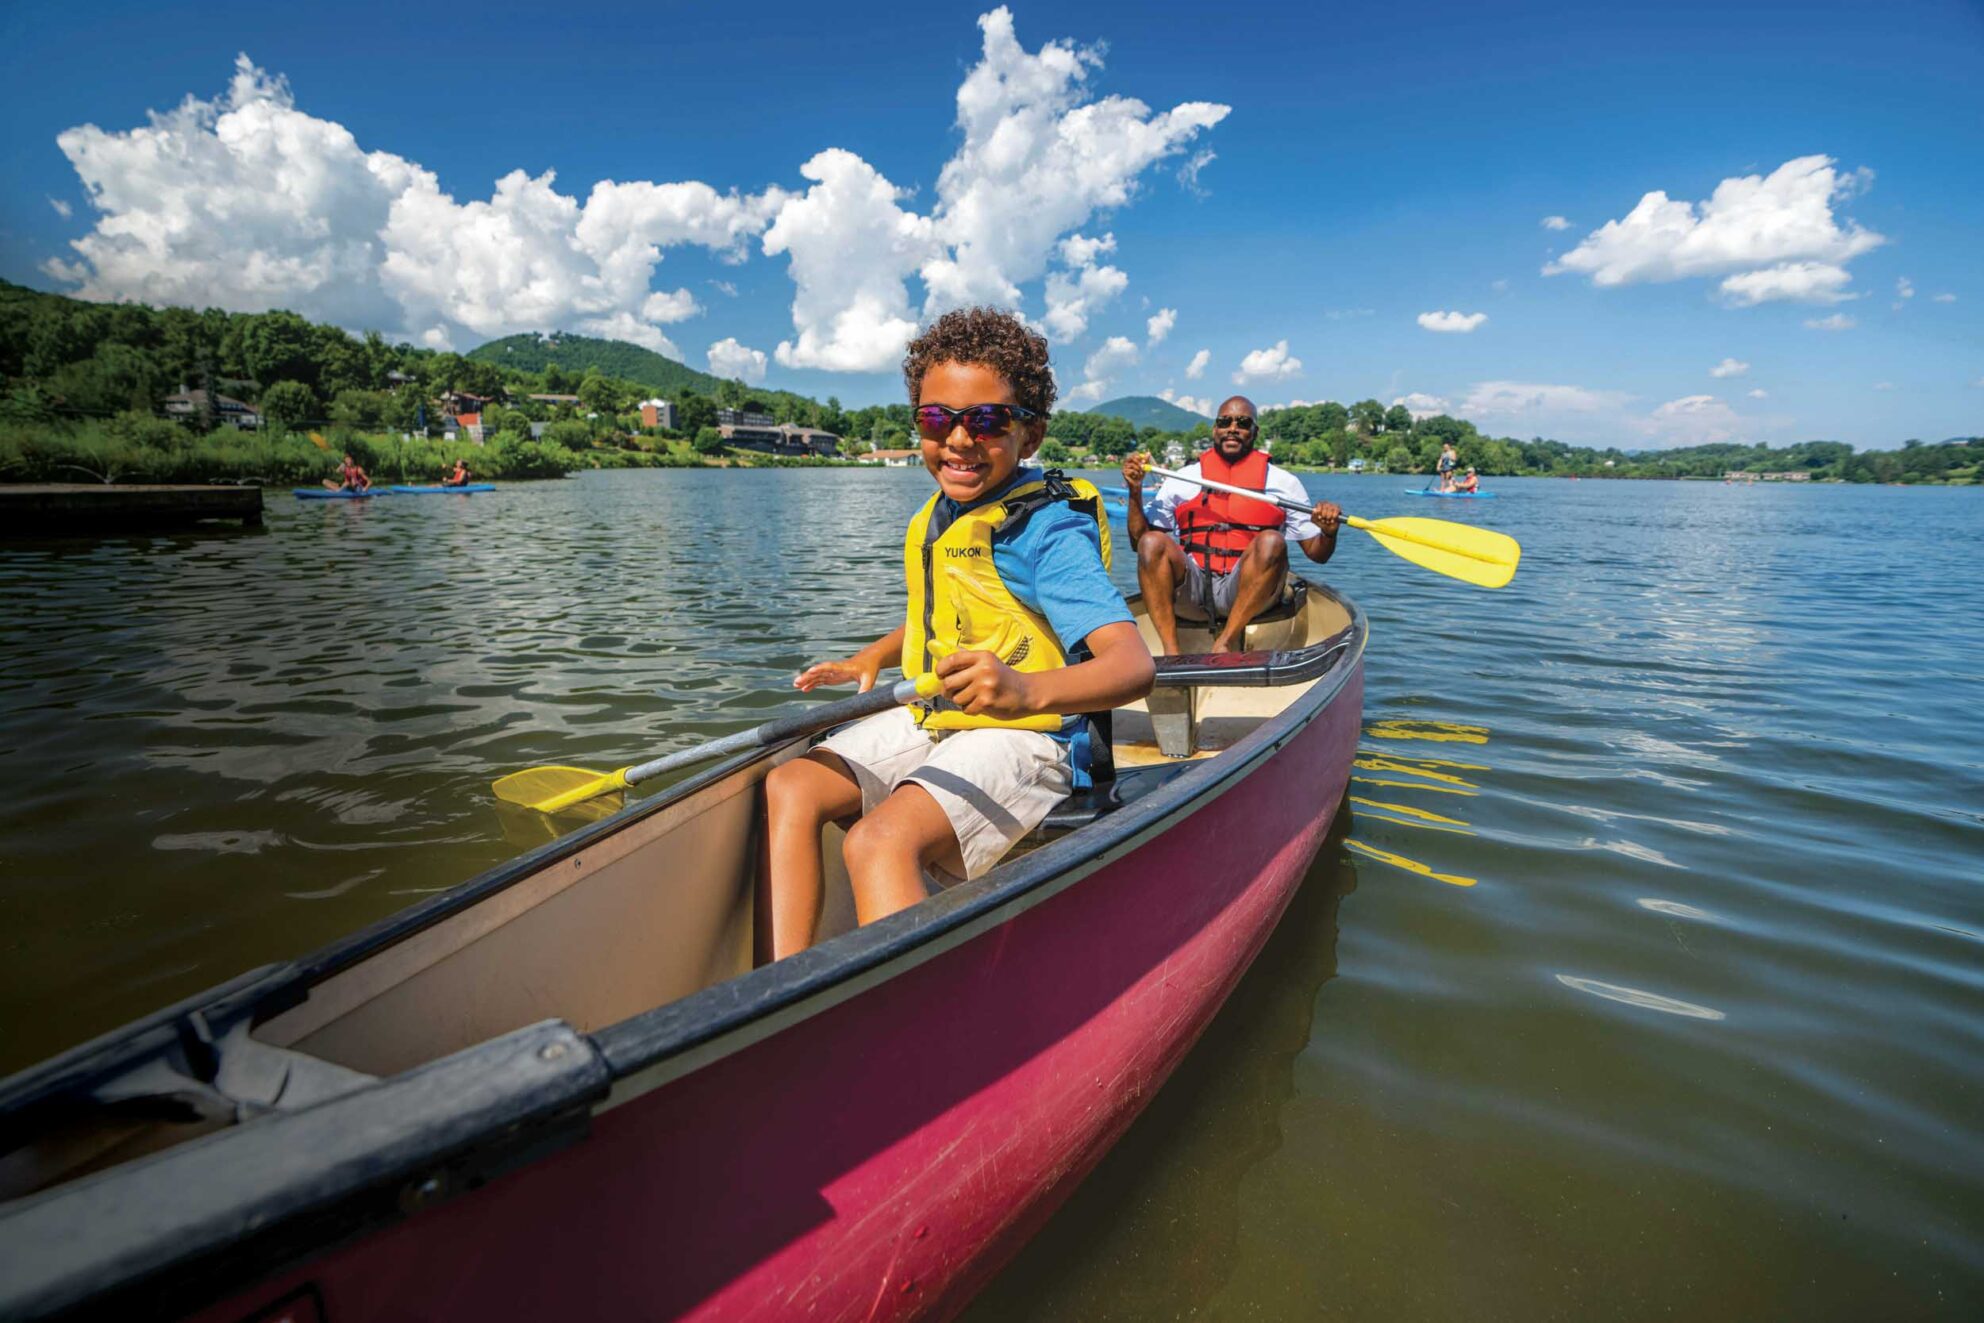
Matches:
[442,459,472,487]
[761,307,1154,958]
[336,452,371,492]
[1121,396,1341,654]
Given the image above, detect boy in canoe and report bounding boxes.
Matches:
[760,307,1155,958]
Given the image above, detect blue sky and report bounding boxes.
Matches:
[2,0,1979,447]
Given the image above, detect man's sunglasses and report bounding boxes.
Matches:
[1215,414,1257,430]
[915,402,1040,441]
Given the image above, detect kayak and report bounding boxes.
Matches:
[1412,488,1496,499]
[388,484,496,494]
[293,488,383,500]
[0,583,1365,1323]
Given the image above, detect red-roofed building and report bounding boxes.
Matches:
[449,411,485,444]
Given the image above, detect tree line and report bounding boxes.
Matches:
[1,278,1973,485]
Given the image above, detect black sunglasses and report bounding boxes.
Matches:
[1215,414,1256,430]
[915,402,1040,441]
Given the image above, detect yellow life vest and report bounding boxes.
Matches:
[902,472,1112,732]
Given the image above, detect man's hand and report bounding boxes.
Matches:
[1311,500,1342,536]
[1121,451,1149,489]
[794,654,881,693]
[934,649,1037,719]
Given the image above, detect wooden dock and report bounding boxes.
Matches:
[0,484,264,534]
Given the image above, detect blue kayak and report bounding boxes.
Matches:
[294,488,383,500]
[1413,488,1497,499]
[389,484,496,494]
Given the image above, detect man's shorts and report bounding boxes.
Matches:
[814,706,1071,885]
[1174,557,1291,621]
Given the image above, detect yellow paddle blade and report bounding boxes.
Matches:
[1346,515,1521,588]
[308,431,328,450]
[491,764,632,813]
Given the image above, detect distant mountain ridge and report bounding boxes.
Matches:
[467,332,727,396]
[1084,395,1208,431]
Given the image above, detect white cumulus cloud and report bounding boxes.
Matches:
[708,337,769,384]
[1896,276,1914,300]
[1041,259,1129,343]
[1158,387,1212,416]
[1066,334,1140,403]
[47,197,72,219]
[1542,215,1572,230]
[1185,348,1209,379]
[1418,310,1487,333]
[1804,313,1855,331]
[1709,357,1749,378]
[44,11,1225,381]
[1718,261,1855,306]
[1393,392,1452,419]
[1932,292,1956,303]
[1460,381,1629,416]
[1233,340,1302,385]
[1640,394,1745,446]
[1146,306,1175,345]
[918,7,1227,317]
[1747,388,1769,399]
[1545,156,1884,306]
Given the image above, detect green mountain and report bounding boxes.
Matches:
[1085,395,1207,431]
[467,331,727,396]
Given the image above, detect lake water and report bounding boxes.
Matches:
[2,468,1980,1318]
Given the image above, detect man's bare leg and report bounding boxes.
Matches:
[1136,529,1190,655]
[1211,532,1290,653]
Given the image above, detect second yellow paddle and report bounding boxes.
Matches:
[1140,462,1521,588]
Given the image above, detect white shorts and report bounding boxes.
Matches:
[814,706,1071,885]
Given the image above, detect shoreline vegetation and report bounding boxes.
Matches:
[3,278,1977,488]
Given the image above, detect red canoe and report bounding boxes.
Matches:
[0,582,1366,1322]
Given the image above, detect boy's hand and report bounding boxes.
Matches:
[1121,451,1149,489]
[935,649,1037,719]
[794,655,880,693]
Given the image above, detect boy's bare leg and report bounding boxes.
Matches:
[842,783,964,926]
[758,750,864,961]
[1135,530,1190,655]
[1211,531,1290,653]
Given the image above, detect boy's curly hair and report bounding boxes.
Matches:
[903,307,1056,417]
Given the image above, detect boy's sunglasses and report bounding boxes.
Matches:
[915,402,1040,441]
[1215,414,1256,430]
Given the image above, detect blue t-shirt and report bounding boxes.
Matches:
[930,466,1133,745]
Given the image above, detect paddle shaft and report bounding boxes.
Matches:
[621,675,932,787]
[1142,463,1337,522]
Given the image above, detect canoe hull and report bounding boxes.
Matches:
[1410,488,1496,499]
[194,663,1363,1323]
[292,488,379,500]
[386,484,496,494]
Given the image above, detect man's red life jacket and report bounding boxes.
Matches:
[1175,446,1284,574]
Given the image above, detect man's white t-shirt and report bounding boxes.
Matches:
[1143,459,1320,543]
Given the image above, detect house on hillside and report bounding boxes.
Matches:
[716,407,776,428]
[859,448,920,467]
[638,398,677,430]
[720,422,841,458]
[162,388,260,430]
[452,412,485,444]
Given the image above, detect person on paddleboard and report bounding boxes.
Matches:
[761,308,1155,958]
[442,459,471,487]
[1121,396,1341,655]
[338,452,371,492]
[1457,466,1479,494]
[1436,440,1459,492]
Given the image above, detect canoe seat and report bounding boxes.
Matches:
[1030,761,1196,840]
[1174,576,1308,625]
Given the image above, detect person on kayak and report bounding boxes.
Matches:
[338,453,371,492]
[760,307,1155,959]
[1436,440,1459,492]
[442,459,471,487]
[1456,466,1480,494]
[1121,396,1341,655]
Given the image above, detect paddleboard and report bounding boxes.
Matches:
[294,488,382,500]
[389,484,496,494]
[1412,489,1497,499]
